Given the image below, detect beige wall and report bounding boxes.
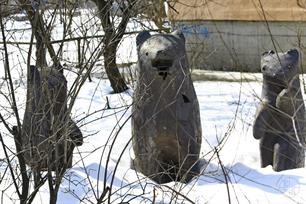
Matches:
[169,0,306,21]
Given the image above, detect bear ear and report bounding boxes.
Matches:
[136,31,151,47]
[172,30,185,42]
[287,49,299,58]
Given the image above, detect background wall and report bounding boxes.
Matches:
[173,21,306,72]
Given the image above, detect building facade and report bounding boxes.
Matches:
[169,0,306,72]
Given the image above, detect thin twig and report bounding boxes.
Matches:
[215,147,231,204]
[0,133,21,198]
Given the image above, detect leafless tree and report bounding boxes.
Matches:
[90,0,136,93]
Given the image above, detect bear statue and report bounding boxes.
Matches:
[253,49,305,171]
[21,65,83,173]
[131,30,202,183]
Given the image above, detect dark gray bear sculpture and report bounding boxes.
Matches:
[132,30,202,183]
[253,49,305,171]
[21,65,83,172]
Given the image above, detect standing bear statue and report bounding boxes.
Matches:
[253,49,305,171]
[21,65,83,174]
[131,30,202,183]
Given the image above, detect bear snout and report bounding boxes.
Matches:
[151,58,173,80]
[151,59,173,71]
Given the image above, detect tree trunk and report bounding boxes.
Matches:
[34,11,47,68]
[104,44,128,93]
[18,0,61,71]
[93,0,129,93]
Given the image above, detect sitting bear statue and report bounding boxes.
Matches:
[131,30,202,183]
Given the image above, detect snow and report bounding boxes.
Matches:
[1,8,306,204]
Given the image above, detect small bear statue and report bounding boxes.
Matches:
[253,49,305,171]
[21,65,83,173]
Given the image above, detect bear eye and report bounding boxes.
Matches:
[288,65,292,69]
[262,65,267,71]
[145,52,149,56]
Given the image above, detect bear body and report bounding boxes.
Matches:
[21,65,83,172]
[253,49,305,171]
[131,31,202,183]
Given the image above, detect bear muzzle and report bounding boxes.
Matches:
[151,58,173,80]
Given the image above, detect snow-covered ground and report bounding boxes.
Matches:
[60,79,306,204]
[0,8,306,204]
[2,76,306,203]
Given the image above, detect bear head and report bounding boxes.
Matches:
[136,30,187,80]
[261,49,299,87]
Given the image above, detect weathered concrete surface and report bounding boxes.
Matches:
[132,31,202,184]
[190,69,262,82]
[253,49,305,171]
[173,21,306,72]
